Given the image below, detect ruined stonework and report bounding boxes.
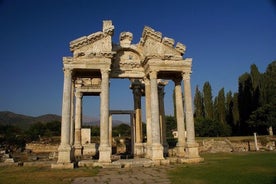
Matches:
[52,20,203,169]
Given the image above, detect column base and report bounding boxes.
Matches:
[134,143,144,157]
[163,142,169,156]
[176,144,186,157]
[57,144,74,164]
[185,142,200,159]
[51,162,75,169]
[98,145,111,163]
[74,145,83,157]
[145,144,152,159]
[151,143,164,160]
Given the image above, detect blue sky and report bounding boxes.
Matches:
[0,0,275,122]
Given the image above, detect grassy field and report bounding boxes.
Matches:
[0,152,275,184]
[0,166,98,184]
[169,152,276,184]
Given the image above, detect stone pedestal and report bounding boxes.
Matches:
[83,143,97,156]
[151,143,164,160]
[98,145,112,163]
[185,142,200,158]
[74,145,83,157]
[134,143,144,157]
[52,145,75,169]
[176,145,186,157]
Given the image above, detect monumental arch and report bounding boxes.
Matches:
[53,20,202,168]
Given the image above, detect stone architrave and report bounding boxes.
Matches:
[55,20,203,168]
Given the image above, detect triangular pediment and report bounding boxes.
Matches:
[69,21,114,59]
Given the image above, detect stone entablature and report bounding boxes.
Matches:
[53,20,203,169]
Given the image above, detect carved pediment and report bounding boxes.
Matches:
[70,21,114,59]
[139,26,186,59]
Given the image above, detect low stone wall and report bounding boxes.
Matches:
[26,143,59,153]
[198,137,276,153]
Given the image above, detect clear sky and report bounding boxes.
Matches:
[0,0,275,122]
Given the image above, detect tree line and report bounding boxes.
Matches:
[0,121,61,150]
[193,61,276,136]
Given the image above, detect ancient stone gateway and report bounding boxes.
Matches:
[52,20,203,168]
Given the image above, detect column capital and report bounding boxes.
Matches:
[101,69,110,80]
[182,72,191,80]
[173,77,182,85]
[158,85,165,97]
[143,77,150,85]
[149,70,158,79]
[63,68,72,76]
[75,91,83,98]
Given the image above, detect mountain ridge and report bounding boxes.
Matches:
[0,111,128,129]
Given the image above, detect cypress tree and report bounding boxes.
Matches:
[238,73,253,135]
[250,64,262,111]
[264,61,276,105]
[232,92,240,135]
[217,88,226,124]
[194,85,204,119]
[226,91,234,129]
[203,82,214,120]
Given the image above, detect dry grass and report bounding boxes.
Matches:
[169,152,276,184]
[0,166,98,184]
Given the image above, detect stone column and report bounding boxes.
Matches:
[158,85,168,155]
[133,85,143,157]
[149,71,164,161]
[74,91,83,157]
[174,78,186,157]
[70,81,75,146]
[183,72,200,159]
[130,113,135,155]
[99,69,111,163]
[109,115,112,148]
[57,68,73,164]
[144,77,152,158]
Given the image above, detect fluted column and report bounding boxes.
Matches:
[57,68,73,163]
[133,86,142,144]
[99,69,111,163]
[174,78,186,157]
[109,115,112,148]
[133,84,143,157]
[144,77,152,158]
[70,81,75,146]
[158,85,168,155]
[74,91,83,156]
[149,71,164,160]
[183,72,199,158]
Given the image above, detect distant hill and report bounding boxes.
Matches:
[0,111,128,129]
[0,111,61,130]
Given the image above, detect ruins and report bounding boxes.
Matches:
[52,20,203,168]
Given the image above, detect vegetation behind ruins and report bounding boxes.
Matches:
[193,61,276,137]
